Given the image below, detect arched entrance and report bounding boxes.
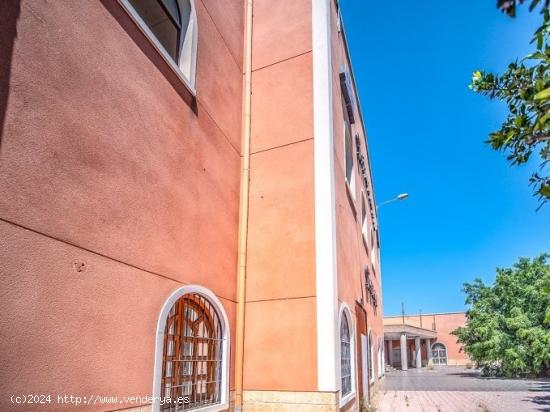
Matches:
[431,342,447,365]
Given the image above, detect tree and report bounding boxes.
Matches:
[498,0,550,17]
[470,1,550,207]
[452,254,550,377]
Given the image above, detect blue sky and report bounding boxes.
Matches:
[341,1,550,316]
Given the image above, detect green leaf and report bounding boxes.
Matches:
[535,109,550,130]
[526,51,546,60]
[515,116,525,127]
[504,129,516,145]
[534,87,550,100]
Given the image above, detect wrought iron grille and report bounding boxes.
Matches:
[340,314,352,397]
[161,293,224,411]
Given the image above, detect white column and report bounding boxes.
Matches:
[313,0,339,393]
[427,339,433,365]
[415,337,422,368]
[387,339,393,366]
[400,333,408,371]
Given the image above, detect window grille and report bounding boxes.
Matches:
[340,314,352,397]
[432,343,448,365]
[339,69,356,124]
[161,293,224,411]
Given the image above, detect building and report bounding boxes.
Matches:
[0,1,383,411]
[383,312,470,370]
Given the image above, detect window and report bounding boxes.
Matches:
[361,191,368,241]
[339,306,355,406]
[432,343,448,365]
[370,231,377,269]
[377,338,384,378]
[344,122,355,195]
[153,286,229,412]
[368,331,375,383]
[120,0,198,93]
[340,315,352,397]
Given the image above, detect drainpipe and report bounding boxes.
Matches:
[234,0,253,410]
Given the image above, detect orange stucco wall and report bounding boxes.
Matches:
[0,1,243,410]
[243,0,318,392]
[1,0,384,409]
[431,312,470,365]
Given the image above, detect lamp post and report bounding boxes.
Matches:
[377,193,409,210]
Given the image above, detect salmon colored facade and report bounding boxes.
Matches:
[0,1,383,411]
[384,312,470,369]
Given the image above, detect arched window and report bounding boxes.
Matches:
[153,286,229,412]
[340,314,352,397]
[339,305,355,406]
[121,0,198,92]
[432,342,448,365]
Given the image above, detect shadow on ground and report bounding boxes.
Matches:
[523,393,550,412]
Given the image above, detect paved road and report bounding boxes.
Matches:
[373,366,550,412]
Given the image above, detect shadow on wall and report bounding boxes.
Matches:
[0,0,21,150]
[99,0,197,113]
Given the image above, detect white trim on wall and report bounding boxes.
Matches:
[312,0,339,393]
[152,285,230,412]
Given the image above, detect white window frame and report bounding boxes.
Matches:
[360,190,369,246]
[431,342,448,366]
[339,303,356,408]
[152,285,230,412]
[371,241,377,270]
[119,0,199,95]
[368,330,375,384]
[377,338,384,378]
[344,121,356,200]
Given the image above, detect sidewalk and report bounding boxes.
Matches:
[373,367,550,412]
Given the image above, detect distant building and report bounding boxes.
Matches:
[0,1,383,411]
[383,312,470,370]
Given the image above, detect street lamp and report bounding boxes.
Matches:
[377,193,409,210]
